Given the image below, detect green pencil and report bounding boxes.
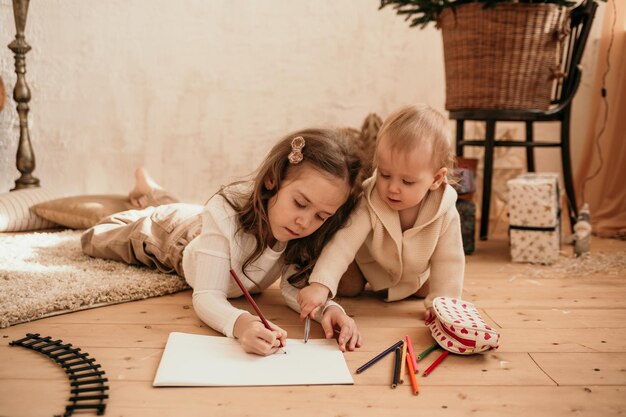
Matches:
[417,342,440,361]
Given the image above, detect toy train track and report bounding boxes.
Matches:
[10,333,109,417]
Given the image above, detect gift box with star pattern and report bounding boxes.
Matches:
[507,173,561,264]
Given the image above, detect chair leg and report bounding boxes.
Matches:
[456,120,465,157]
[560,112,578,233]
[480,120,496,241]
[525,121,535,172]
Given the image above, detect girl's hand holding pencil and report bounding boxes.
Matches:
[233,313,288,356]
[230,269,287,356]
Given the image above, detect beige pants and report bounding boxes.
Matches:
[81,194,203,277]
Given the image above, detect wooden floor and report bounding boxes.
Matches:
[1,229,625,417]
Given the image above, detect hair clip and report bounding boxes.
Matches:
[288,136,305,164]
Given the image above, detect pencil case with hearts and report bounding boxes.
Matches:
[428,297,499,355]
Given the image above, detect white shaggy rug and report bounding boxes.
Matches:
[0,230,189,328]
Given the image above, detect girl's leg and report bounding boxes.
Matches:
[81,207,155,266]
[81,203,203,276]
[336,261,366,297]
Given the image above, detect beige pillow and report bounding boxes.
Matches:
[31,195,134,229]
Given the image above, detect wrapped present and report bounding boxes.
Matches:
[507,173,561,264]
[454,157,478,201]
[456,199,476,255]
[451,168,476,196]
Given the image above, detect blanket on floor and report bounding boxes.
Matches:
[0,230,189,328]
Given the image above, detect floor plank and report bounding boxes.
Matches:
[1,380,624,417]
[486,308,626,329]
[531,353,626,385]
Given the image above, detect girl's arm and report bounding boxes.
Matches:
[184,214,247,338]
[187,238,286,355]
[188,246,246,336]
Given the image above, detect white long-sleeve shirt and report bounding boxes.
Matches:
[182,187,342,337]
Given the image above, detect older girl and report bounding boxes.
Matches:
[82,129,363,355]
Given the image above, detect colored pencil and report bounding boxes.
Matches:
[422,350,449,377]
[229,269,283,348]
[356,340,404,374]
[405,335,418,373]
[417,342,440,361]
[399,340,408,384]
[391,347,402,388]
[405,349,419,395]
[304,316,311,343]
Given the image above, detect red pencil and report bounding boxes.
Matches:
[422,350,449,377]
[229,269,283,348]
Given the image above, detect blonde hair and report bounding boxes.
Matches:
[377,104,454,172]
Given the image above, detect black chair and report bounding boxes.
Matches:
[450,0,598,241]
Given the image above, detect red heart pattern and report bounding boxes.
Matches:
[429,297,500,355]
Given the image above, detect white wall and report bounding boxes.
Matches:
[0,0,603,204]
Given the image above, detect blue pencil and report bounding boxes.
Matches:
[356,340,404,374]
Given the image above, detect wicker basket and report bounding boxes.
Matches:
[439,3,567,111]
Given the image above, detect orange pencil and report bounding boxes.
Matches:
[422,350,449,377]
[405,350,419,395]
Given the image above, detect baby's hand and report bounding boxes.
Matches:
[424,308,435,325]
[297,283,330,319]
[321,306,362,352]
[234,314,287,356]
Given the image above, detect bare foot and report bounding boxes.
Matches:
[129,167,163,208]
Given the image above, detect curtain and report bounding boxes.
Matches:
[575,0,626,238]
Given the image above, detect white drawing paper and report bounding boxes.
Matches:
[153,332,354,387]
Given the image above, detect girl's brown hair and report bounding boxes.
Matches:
[220,128,363,286]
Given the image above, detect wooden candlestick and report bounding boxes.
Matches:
[9,0,40,190]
